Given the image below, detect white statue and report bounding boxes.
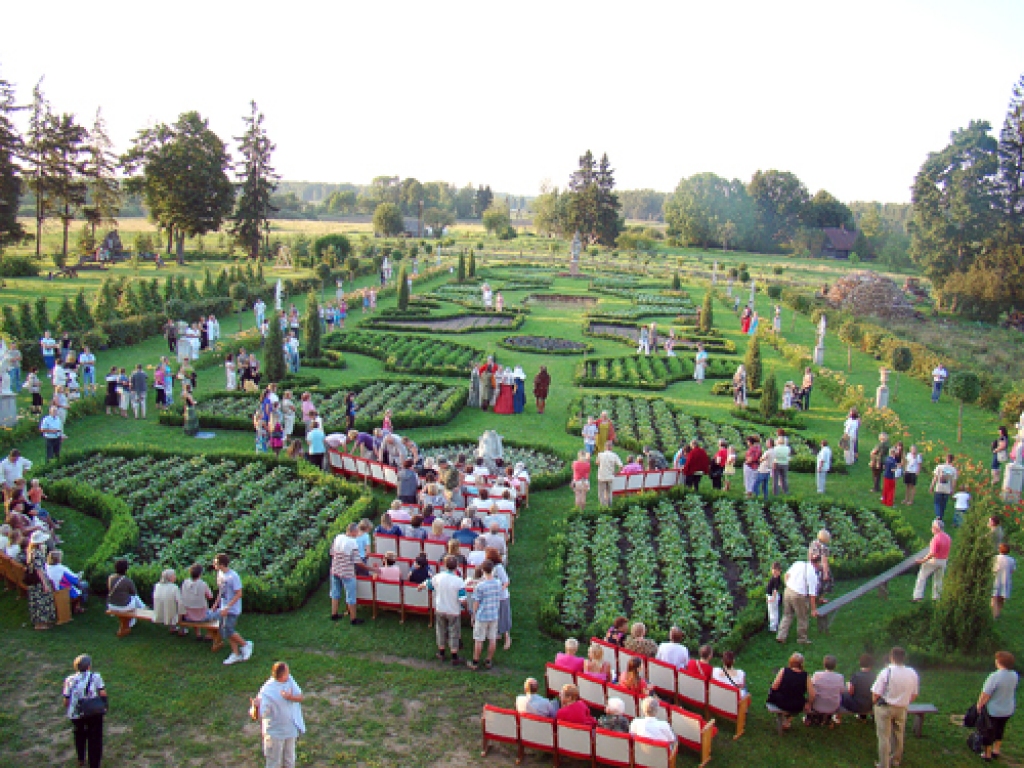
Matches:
[571,231,581,263]
[817,314,827,346]
[275,279,284,311]
[0,339,11,396]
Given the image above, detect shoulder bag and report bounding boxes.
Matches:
[74,673,108,718]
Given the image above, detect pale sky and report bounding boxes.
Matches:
[3,0,1022,203]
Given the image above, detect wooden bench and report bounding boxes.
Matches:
[0,554,28,597]
[107,608,223,651]
[816,547,929,634]
[767,702,938,737]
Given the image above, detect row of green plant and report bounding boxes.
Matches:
[496,335,593,355]
[39,448,375,612]
[323,330,479,376]
[358,310,525,334]
[574,353,734,390]
[582,319,737,353]
[585,303,696,321]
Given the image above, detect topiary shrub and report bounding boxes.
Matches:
[948,371,981,443]
[457,252,466,282]
[671,272,681,290]
[264,314,287,383]
[760,372,779,419]
[700,292,713,334]
[887,346,913,401]
[744,334,762,390]
[838,320,862,373]
[932,505,996,653]
[304,290,322,358]
[766,285,782,299]
[738,269,750,283]
[397,265,410,311]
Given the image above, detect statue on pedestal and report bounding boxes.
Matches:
[876,367,890,409]
[570,231,581,276]
[712,261,718,285]
[749,280,756,306]
[1002,412,1024,502]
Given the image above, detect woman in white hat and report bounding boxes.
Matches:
[26,530,56,629]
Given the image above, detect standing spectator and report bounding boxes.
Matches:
[571,450,590,512]
[40,405,64,461]
[79,346,96,394]
[0,449,31,492]
[596,441,623,509]
[952,488,971,528]
[993,426,1010,486]
[7,343,21,393]
[467,559,502,670]
[903,445,922,505]
[25,367,43,415]
[682,439,710,490]
[213,553,253,665]
[306,419,326,470]
[881,447,899,507]
[421,555,466,664]
[913,520,951,602]
[776,556,820,644]
[842,408,860,465]
[252,661,305,768]
[63,654,108,768]
[989,516,1005,550]
[931,363,948,403]
[802,367,814,410]
[40,331,57,371]
[772,435,791,495]
[929,454,958,520]
[486,547,512,651]
[869,432,890,494]
[841,654,876,718]
[533,365,551,414]
[808,530,832,597]
[975,651,1018,760]
[755,438,774,500]
[163,320,177,355]
[329,522,364,626]
[993,544,1016,619]
[815,439,831,494]
[743,435,762,498]
[871,647,919,768]
[765,562,783,633]
[396,459,419,504]
[581,416,597,456]
[595,411,615,453]
[103,367,119,416]
[129,364,148,419]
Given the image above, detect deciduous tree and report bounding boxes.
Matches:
[372,202,404,236]
[47,112,89,261]
[747,170,810,252]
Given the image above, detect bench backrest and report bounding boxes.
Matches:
[664,702,711,751]
[644,471,663,491]
[401,583,430,614]
[518,713,556,751]
[578,672,608,710]
[647,657,678,699]
[590,637,620,669]
[707,679,742,719]
[612,475,628,495]
[661,469,678,487]
[398,537,423,559]
[556,721,594,761]
[606,682,639,719]
[545,663,576,697]
[481,705,519,744]
[633,734,677,768]
[383,466,398,488]
[595,727,633,768]
[676,668,708,711]
[356,576,375,605]
[626,473,646,492]
[342,454,357,474]
[424,540,447,562]
[374,533,398,555]
[375,579,402,608]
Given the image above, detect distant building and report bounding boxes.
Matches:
[820,226,861,259]
[403,216,422,237]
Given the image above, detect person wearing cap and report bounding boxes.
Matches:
[26,529,56,629]
[0,449,31,493]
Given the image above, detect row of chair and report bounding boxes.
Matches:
[481,700,715,768]
[354,574,488,624]
[373,531,510,562]
[328,450,401,490]
[611,470,685,497]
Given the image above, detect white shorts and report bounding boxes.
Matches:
[473,619,498,642]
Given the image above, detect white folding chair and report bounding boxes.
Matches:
[544,663,577,697]
[480,705,519,758]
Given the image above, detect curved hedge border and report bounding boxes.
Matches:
[583,320,737,354]
[158,377,468,434]
[323,331,480,378]
[37,446,376,613]
[497,336,594,356]
[574,354,734,390]
[414,433,573,492]
[358,310,525,334]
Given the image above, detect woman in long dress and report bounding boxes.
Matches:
[595,411,615,453]
[494,368,516,415]
[225,355,237,391]
[282,391,297,438]
[104,367,119,416]
[512,366,526,414]
[26,533,56,630]
[182,383,199,436]
[748,311,760,335]
[533,366,551,413]
[478,360,495,411]
[694,343,708,383]
[733,364,747,408]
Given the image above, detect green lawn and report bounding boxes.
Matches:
[0,259,1014,768]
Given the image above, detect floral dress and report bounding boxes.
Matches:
[27,545,56,626]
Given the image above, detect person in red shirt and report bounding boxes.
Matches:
[711,439,729,490]
[682,440,710,490]
[571,451,591,512]
[913,519,952,601]
[555,684,596,726]
[554,638,586,675]
[743,436,762,498]
[686,644,714,681]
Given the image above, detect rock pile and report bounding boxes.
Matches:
[826,271,917,319]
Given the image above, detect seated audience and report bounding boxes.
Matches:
[620,656,651,697]
[556,684,596,726]
[444,539,467,569]
[624,621,658,658]
[407,515,429,541]
[407,554,433,585]
[107,558,147,615]
[452,518,479,546]
[655,626,690,670]
[584,642,612,680]
[629,697,675,742]
[767,653,812,730]
[481,504,510,532]
[181,563,214,641]
[808,654,845,725]
[5,529,24,562]
[712,650,747,695]
[420,482,446,510]
[516,677,559,718]
[555,638,586,675]
[840,654,875,717]
[604,616,629,647]
[374,512,403,537]
[598,698,630,733]
[686,644,714,681]
[428,519,449,542]
[377,552,401,581]
[482,521,507,558]
[153,568,184,635]
[467,538,487,570]
[45,549,87,613]
[420,505,436,526]
[621,455,644,475]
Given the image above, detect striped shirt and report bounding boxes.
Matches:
[330,535,359,579]
[473,577,502,623]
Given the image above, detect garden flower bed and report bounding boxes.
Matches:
[550,490,909,642]
[158,378,467,434]
[586,304,697,320]
[498,336,593,355]
[584,320,737,353]
[566,393,838,473]
[524,293,599,307]
[416,436,570,491]
[323,331,480,376]
[359,312,524,333]
[574,353,734,389]
[41,449,374,612]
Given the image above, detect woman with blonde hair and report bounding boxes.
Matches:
[153,568,185,635]
[584,642,612,680]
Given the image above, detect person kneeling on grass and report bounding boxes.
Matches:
[467,560,502,671]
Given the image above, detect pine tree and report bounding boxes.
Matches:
[700,292,713,333]
[468,249,476,278]
[671,272,681,290]
[760,373,779,419]
[174,275,187,300]
[163,275,175,302]
[933,505,994,652]
[73,288,93,329]
[256,261,265,285]
[215,269,230,296]
[264,315,286,383]
[92,279,118,322]
[303,290,322,358]
[397,265,410,311]
[146,279,162,313]
[55,296,77,333]
[0,69,25,250]
[231,101,279,258]
[457,251,466,282]
[82,107,120,237]
[24,81,54,260]
[18,302,40,368]
[187,277,201,301]
[744,334,762,390]
[47,111,90,261]
[998,73,1024,227]
[202,268,215,297]
[34,296,51,334]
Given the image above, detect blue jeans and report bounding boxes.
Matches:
[931,381,943,402]
[934,492,949,519]
[330,575,356,605]
[9,367,19,392]
[755,472,770,499]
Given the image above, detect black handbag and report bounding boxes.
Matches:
[22,566,40,587]
[74,674,108,719]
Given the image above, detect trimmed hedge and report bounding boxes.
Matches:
[497,336,594,355]
[415,433,573,492]
[583,320,737,354]
[359,310,526,334]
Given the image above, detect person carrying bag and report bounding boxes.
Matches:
[62,654,108,768]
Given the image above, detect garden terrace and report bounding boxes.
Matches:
[159,379,467,433]
[553,492,908,643]
[575,353,734,389]
[499,336,593,354]
[323,330,479,376]
[40,450,373,612]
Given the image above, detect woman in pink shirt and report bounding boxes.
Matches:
[300,392,316,426]
[571,451,591,511]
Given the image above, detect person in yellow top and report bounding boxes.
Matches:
[595,411,616,453]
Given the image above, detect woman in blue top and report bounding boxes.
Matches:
[881,448,899,507]
[345,392,357,431]
[978,651,1018,760]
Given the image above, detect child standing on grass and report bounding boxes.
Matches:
[24,368,42,416]
[582,417,598,456]
[723,445,737,492]
[952,488,971,528]
[269,417,284,456]
[766,562,782,633]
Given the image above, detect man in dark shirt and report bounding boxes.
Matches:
[129,364,148,419]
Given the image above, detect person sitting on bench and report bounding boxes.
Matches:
[841,654,875,719]
[807,655,845,726]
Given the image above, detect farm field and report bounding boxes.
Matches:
[0,245,1017,768]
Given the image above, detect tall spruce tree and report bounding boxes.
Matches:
[24,81,55,259]
[303,290,322,358]
[231,101,279,259]
[933,506,994,652]
[700,292,713,333]
[397,265,410,310]
[264,315,286,383]
[998,73,1024,229]
[0,69,24,250]
[744,334,762,390]
[83,107,121,237]
[47,111,89,262]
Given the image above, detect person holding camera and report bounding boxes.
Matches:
[871,646,919,768]
[63,654,108,768]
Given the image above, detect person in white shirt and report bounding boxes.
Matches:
[871,646,919,768]
[596,441,623,508]
[655,626,690,670]
[931,364,948,403]
[629,697,675,742]
[815,440,832,494]
[843,409,860,464]
[420,555,467,664]
[712,650,747,695]
[903,446,923,505]
[776,557,820,644]
[0,449,31,489]
[952,490,970,528]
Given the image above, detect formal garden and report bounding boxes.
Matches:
[0,226,1019,768]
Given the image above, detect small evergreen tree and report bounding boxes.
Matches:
[215,269,230,296]
[671,272,681,290]
[304,290,322,358]
[888,346,913,402]
[838,320,862,373]
[933,506,994,652]
[468,249,476,277]
[948,371,981,443]
[264,315,286,383]
[174,275,187,301]
[1,306,20,341]
[397,265,410,311]
[73,288,93,329]
[92,279,118,322]
[18,301,40,368]
[256,261,265,284]
[187,277,201,301]
[744,333,762,390]
[700,292,713,333]
[760,373,780,419]
[457,251,466,282]
[33,296,50,333]
[202,268,215,297]
[163,275,175,302]
[55,296,77,333]
[147,279,162,313]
